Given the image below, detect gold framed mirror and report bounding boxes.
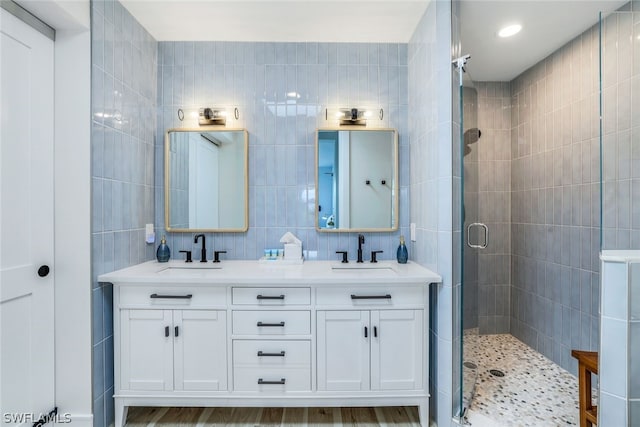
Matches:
[164,128,248,232]
[315,127,398,232]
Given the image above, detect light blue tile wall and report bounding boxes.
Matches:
[601,8,640,250]
[509,21,600,374]
[91,1,157,426]
[409,0,456,424]
[473,82,512,334]
[154,41,409,260]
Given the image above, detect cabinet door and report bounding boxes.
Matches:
[174,310,227,391]
[317,311,369,391]
[120,309,173,391]
[370,310,423,390]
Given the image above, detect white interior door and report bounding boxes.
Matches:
[189,134,219,229]
[0,8,55,425]
[349,131,394,228]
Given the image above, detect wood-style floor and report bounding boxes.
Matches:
[125,406,421,426]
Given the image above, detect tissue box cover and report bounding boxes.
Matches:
[284,243,302,260]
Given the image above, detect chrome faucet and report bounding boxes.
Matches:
[357,234,365,263]
[194,234,207,262]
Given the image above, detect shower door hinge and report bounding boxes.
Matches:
[452,54,471,70]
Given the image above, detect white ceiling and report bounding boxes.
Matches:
[120,1,430,43]
[460,0,628,81]
[121,0,628,81]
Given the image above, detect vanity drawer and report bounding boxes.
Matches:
[119,286,226,308]
[233,367,311,392]
[233,340,311,367]
[315,286,424,307]
[232,287,310,305]
[232,311,310,335]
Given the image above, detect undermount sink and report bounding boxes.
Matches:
[331,263,397,274]
[157,264,222,275]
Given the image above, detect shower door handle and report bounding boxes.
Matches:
[467,223,488,249]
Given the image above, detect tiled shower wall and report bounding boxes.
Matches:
[155,41,409,260]
[91,0,157,426]
[475,82,512,334]
[409,0,456,424]
[462,82,512,335]
[509,23,601,373]
[601,8,640,249]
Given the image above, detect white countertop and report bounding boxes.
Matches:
[98,259,441,286]
[600,250,640,262]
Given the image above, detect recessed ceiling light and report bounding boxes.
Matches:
[498,24,522,38]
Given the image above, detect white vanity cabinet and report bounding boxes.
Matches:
[117,286,228,394]
[100,260,440,427]
[120,308,227,392]
[317,309,423,392]
[316,286,424,392]
[231,287,312,393]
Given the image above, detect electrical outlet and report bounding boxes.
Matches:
[145,223,155,244]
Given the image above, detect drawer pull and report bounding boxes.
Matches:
[257,351,286,357]
[258,378,286,385]
[256,294,285,300]
[164,326,170,337]
[150,293,193,299]
[256,321,285,327]
[350,294,392,300]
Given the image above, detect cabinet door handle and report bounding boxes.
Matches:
[350,294,392,300]
[150,293,193,299]
[258,378,286,385]
[256,321,285,327]
[257,351,286,357]
[374,326,378,337]
[165,326,170,337]
[174,326,179,337]
[364,326,368,338]
[256,295,285,300]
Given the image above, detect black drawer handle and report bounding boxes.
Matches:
[150,294,193,299]
[258,378,286,385]
[256,321,285,327]
[257,351,286,357]
[350,294,392,300]
[257,294,285,300]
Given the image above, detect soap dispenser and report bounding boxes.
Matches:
[156,235,170,263]
[396,235,408,264]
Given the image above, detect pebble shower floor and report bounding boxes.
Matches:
[463,331,588,426]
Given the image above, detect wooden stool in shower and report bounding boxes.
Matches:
[571,350,598,427]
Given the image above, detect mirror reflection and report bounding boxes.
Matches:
[165,129,248,232]
[316,128,398,232]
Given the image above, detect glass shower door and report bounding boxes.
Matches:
[457,62,511,421]
[457,64,482,417]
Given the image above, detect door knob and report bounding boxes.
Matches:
[37,265,50,277]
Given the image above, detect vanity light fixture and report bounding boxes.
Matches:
[198,107,227,126]
[336,108,372,126]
